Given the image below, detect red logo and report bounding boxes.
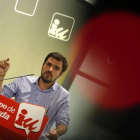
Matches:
[14,103,46,135]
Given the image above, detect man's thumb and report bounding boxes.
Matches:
[7,58,10,62]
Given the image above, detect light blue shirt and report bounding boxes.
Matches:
[1,76,70,137]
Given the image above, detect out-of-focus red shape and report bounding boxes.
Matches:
[73,11,140,109]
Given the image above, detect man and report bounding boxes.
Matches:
[0,52,70,140]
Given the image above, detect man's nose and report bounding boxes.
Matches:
[48,66,53,71]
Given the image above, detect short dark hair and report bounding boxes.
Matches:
[43,52,68,73]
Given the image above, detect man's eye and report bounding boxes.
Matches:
[55,67,60,70]
[47,63,51,66]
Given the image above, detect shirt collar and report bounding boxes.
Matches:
[33,77,59,91]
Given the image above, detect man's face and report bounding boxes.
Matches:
[41,57,63,83]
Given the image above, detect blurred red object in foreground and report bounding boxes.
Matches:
[72,11,140,109]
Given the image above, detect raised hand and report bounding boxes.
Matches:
[0,58,10,76]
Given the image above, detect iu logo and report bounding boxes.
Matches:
[14,103,46,135]
[48,12,75,41]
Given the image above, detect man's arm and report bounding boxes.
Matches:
[46,124,67,140]
[55,124,67,136]
[0,58,10,92]
[0,75,5,92]
[46,92,70,140]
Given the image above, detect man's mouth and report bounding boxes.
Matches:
[46,73,50,77]
[45,72,52,77]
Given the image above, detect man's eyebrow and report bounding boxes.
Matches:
[54,65,60,69]
[46,62,52,64]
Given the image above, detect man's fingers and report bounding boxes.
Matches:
[46,129,57,138]
[4,60,9,68]
[7,58,10,62]
[6,58,10,64]
[0,58,10,69]
[48,130,54,135]
[46,133,49,136]
[0,61,5,69]
[50,130,54,134]
[4,60,7,68]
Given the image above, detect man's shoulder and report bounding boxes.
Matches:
[56,83,69,96]
[21,76,38,84]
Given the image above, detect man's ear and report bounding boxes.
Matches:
[59,72,63,78]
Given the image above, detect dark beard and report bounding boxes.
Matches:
[41,71,60,83]
[41,71,53,83]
